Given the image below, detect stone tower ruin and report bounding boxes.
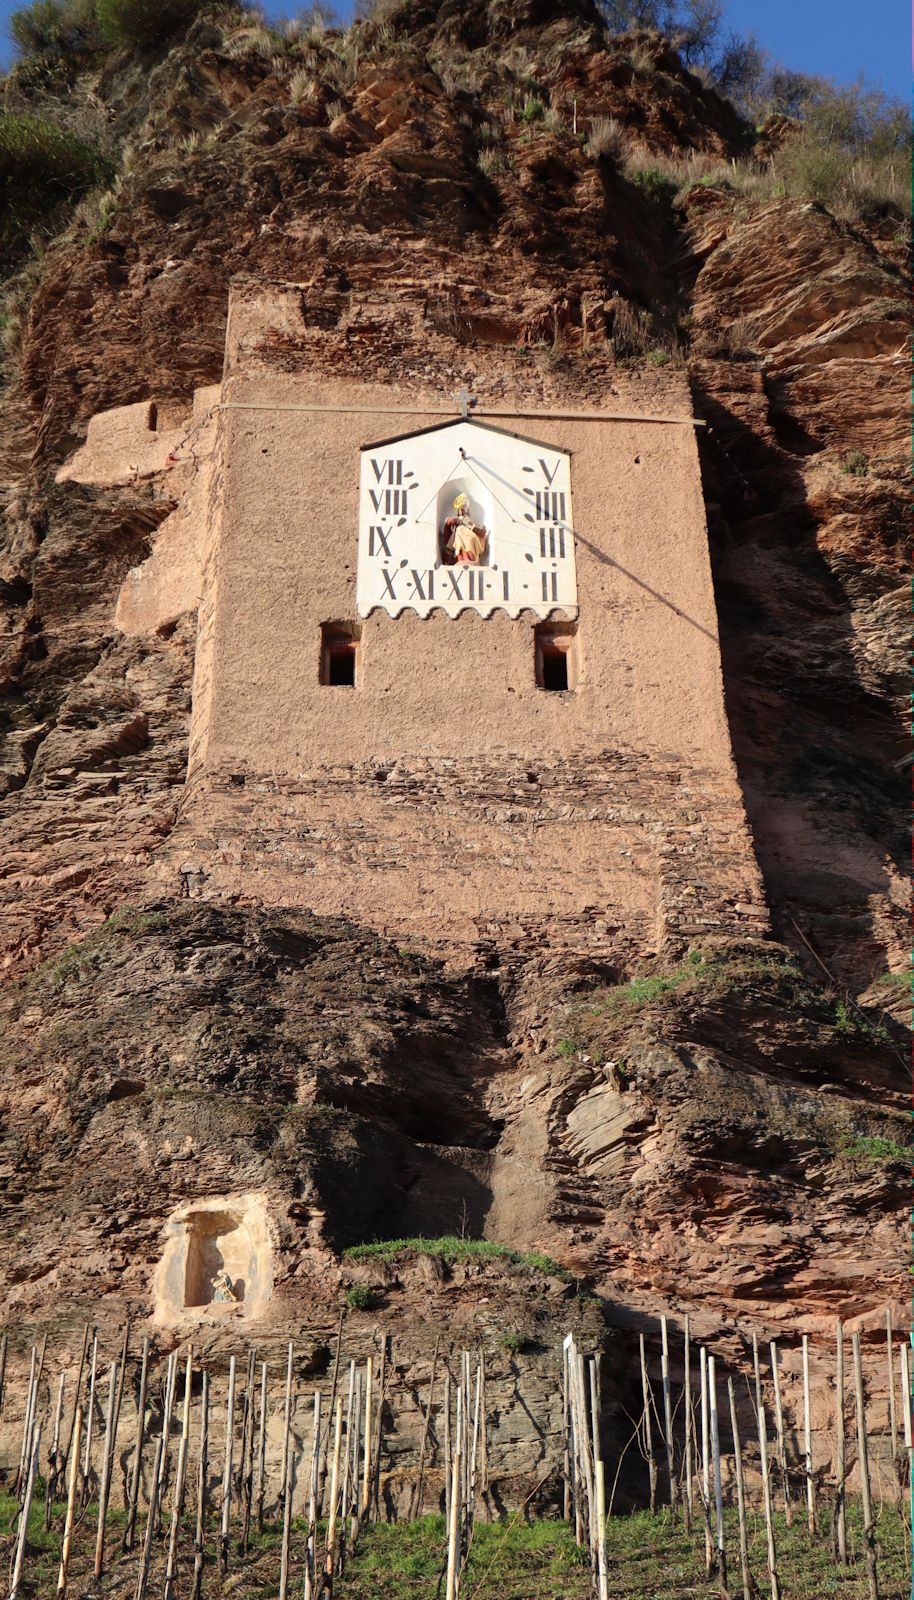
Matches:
[66,279,768,966]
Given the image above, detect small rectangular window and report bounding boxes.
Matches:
[535,623,577,692]
[320,623,360,687]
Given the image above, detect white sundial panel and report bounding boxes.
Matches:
[356,418,577,619]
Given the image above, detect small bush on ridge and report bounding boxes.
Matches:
[9,0,99,59]
[0,113,109,249]
[345,1284,376,1310]
[587,116,625,162]
[95,0,203,47]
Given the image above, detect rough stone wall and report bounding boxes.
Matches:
[166,752,765,963]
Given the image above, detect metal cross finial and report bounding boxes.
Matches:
[457,387,476,418]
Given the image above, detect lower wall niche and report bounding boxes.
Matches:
[155,1194,272,1323]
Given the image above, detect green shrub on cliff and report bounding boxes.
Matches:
[0,114,109,252]
[344,1236,572,1279]
[9,0,99,59]
[94,0,204,46]
[838,1134,911,1166]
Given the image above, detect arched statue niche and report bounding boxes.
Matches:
[436,478,493,567]
[155,1194,272,1324]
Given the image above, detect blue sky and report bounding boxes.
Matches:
[0,0,907,99]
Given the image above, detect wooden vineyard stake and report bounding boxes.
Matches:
[255,1362,267,1534]
[155,1351,179,1533]
[594,1457,609,1600]
[461,1351,471,1512]
[802,1334,815,1536]
[411,1336,439,1518]
[835,1319,847,1565]
[349,1370,362,1548]
[752,1333,763,1420]
[683,1316,693,1533]
[708,1356,727,1596]
[758,1401,781,1600]
[304,1391,322,1600]
[164,1349,194,1600]
[280,1342,294,1509]
[45,1372,66,1528]
[900,1339,913,1495]
[700,1346,712,1577]
[588,1358,601,1494]
[81,1331,99,1506]
[112,1321,131,1482]
[124,1336,150,1551]
[443,1368,452,1533]
[279,1351,293,1525]
[562,1339,571,1523]
[573,1347,596,1566]
[360,1356,373,1519]
[11,1422,41,1600]
[445,1449,461,1600]
[192,1369,209,1600]
[135,1431,165,1600]
[219,1356,237,1577]
[469,1357,483,1529]
[319,1312,344,1509]
[35,1332,48,1391]
[660,1317,678,1517]
[563,1335,582,1541]
[17,1346,37,1500]
[342,1358,356,1554]
[885,1310,901,1504]
[727,1377,752,1600]
[478,1352,489,1510]
[454,1385,464,1555]
[769,1339,791,1524]
[63,1325,90,1476]
[852,1332,880,1600]
[323,1396,343,1592]
[93,1360,118,1579]
[900,1339,913,1569]
[240,1348,257,1553]
[0,1329,7,1418]
[370,1336,387,1521]
[279,1438,295,1600]
[886,1310,898,1461]
[57,1406,81,1599]
[639,1334,657,1514]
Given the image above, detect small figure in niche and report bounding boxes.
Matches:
[443,494,488,565]
[211,1269,237,1303]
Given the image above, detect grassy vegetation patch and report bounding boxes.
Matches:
[871,968,909,989]
[18,904,172,993]
[95,0,204,45]
[832,999,891,1044]
[9,0,99,60]
[838,1133,912,1166]
[0,1494,906,1599]
[344,1284,377,1310]
[103,904,171,935]
[0,113,110,257]
[342,1236,572,1279]
[348,1515,586,1596]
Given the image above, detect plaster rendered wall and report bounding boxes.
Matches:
[193,381,728,770]
[165,357,767,960]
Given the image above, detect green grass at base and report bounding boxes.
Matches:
[342,1235,573,1279]
[0,1493,909,1598]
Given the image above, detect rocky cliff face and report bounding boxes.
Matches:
[0,0,907,1491]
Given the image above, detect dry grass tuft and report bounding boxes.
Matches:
[587,116,625,162]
